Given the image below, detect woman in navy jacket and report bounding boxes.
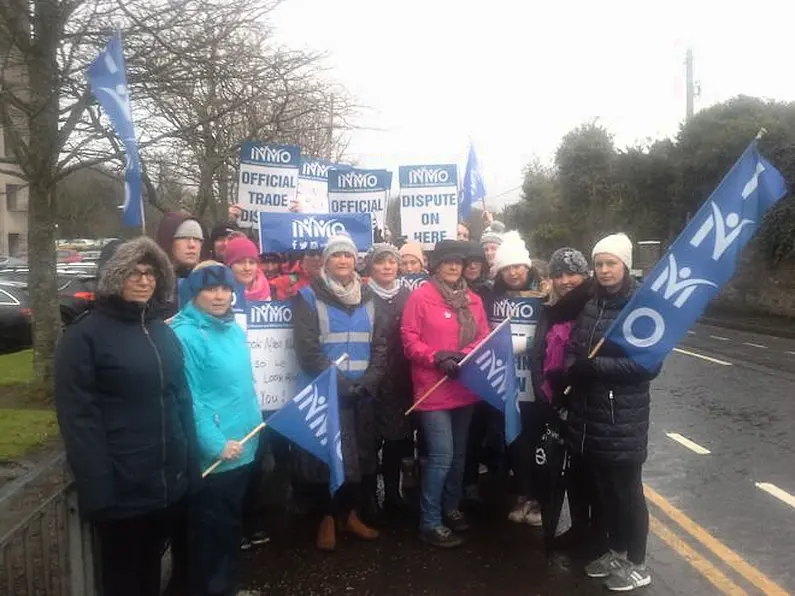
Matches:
[55,237,198,596]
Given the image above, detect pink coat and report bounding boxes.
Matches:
[400,281,490,411]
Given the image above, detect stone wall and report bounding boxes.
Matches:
[712,241,795,318]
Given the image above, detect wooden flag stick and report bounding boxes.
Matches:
[202,353,350,478]
[404,318,512,416]
[202,422,267,478]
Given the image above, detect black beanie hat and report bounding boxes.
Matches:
[430,239,466,272]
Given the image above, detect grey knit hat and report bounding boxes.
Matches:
[322,232,358,264]
[480,226,504,247]
[365,243,400,272]
[548,247,590,278]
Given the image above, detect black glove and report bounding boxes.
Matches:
[433,351,464,378]
[568,358,595,379]
[433,351,465,366]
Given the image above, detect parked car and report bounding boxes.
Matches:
[78,250,102,262]
[0,282,32,352]
[57,249,83,264]
[0,256,27,268]
[0,269,96,325]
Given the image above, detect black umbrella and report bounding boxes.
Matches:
[536,419,569,556]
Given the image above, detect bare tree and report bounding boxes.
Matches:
[0,0,358,391]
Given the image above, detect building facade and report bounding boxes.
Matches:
[0,126,28,257]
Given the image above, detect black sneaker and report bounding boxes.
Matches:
[419,526,463,549]
[444,510,470,533]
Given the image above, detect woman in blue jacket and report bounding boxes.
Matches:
[170,260,261,596]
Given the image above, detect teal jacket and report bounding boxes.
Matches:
[170,302,261,475]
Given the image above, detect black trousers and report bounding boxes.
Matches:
[463,402,504,487]
[510,401,547,500]
[566,453,607,556]
[94,499,186,596]
[190,465,252,596]
[592,461,649,565]
[241,424,291,537]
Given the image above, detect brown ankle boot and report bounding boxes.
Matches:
[344,510,379,540]
[316,515,336,551]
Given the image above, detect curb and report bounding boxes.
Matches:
[699,316,795,340]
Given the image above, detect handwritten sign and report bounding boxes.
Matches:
[246,300,299,411]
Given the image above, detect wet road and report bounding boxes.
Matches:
[240,324,795,595]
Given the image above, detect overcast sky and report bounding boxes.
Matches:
[272,0,795,209]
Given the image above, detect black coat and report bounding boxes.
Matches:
[529,279,594,407]
[291,279,389,483]
[372,286,413,441]
[564,281,660,465]
[55,295,200,520]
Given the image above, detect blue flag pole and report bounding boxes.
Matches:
[404,318,512,415]
[201,353,349,477]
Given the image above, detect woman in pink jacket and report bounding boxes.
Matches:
[401,239,489,548]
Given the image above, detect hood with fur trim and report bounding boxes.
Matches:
[97,236,175,304]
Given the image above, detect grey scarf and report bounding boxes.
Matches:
[431,275,478,348]
[368,278,401,301]
[321,270,362,306]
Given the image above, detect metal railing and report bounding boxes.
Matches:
[0,452,97,596]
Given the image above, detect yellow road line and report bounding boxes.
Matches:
[645,484,790,595]
[649,514,748,595]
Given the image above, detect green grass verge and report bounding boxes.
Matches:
[0,409,57,460]
[0,350,57,458]
[0,350,33,385]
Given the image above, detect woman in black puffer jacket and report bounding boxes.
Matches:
[565,233,660,593]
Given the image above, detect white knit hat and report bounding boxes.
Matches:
[490,231,532,277]
[592,233,633,270]
[322,232,358,263]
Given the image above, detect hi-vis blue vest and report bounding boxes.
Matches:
[298,286,375,386]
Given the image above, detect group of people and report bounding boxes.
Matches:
[54,207,658,595]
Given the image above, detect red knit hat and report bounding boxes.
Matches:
[224,235,259,266]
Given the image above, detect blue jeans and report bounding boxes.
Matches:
[418,405,474,531]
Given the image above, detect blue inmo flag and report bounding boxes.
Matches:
[267,364,345,494]
[458,319,522,444]
[460,141,486,220]
[87,32,142,228]
[603,140,787,371]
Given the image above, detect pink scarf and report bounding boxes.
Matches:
[541,321,575,401]
[245,269,272,301]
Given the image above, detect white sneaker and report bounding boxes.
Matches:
[523,500,542,527]
[508,499,530,523]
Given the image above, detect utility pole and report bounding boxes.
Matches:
[685,47,695,121]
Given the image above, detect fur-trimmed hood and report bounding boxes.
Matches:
[97,236,175,304]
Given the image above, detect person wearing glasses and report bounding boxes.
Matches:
[55,237,198,596]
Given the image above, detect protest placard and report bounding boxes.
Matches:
[236,143,300,227]
[489,296,543,402]
[232,284,246,331]
[296,157,352,214]
[399,164,458,250]
[397,273,430,291]
[246,300,299,411]
[258,212,372,253]
[328,168,391,232]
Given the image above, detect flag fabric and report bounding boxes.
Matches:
[266,366,345,494]
[460,141,486,220]
[87,32,142,227]
[458,319,522,444]
[603,141,787,371]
